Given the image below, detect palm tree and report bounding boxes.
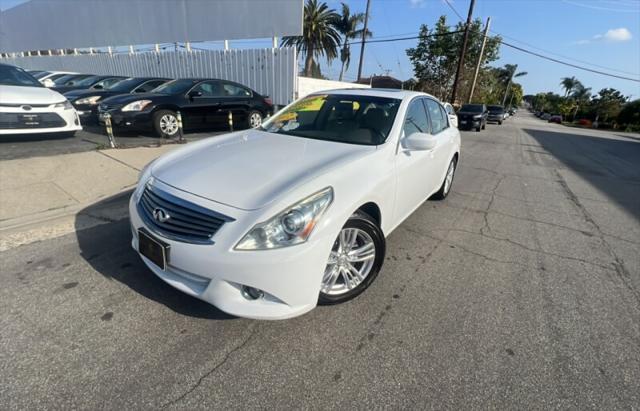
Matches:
[333,3,371,81]
[570,83,592,121]
[282,0,341,78]
[560,76,579,97]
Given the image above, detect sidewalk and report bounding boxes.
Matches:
[0,144,180,251]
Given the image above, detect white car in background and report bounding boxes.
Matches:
[130,89,461,320]
[34,71,78,87]
[443,102,458,128]
[0,63,81,136]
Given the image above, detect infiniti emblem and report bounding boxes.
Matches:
[153,208,171,223]
[22,105,32,111]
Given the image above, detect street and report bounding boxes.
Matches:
[1,113,639,408]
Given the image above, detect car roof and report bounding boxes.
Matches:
[309,88,438,101]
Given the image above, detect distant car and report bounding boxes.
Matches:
[36,71,78,87]
[53,75,125,94]
[508,107,517,116]
[443,102,458,128]
[548,115,562,124]
[0,63,81,136]
[98,78,273,137]
[541,113,551,120]
[65,77,170,123]
[457,104,487,131]
[52,73,95,88]
[487,105,506,125]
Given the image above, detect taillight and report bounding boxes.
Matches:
[264,97,273,106]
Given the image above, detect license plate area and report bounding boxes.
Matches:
[138,229,169,270]
[21,114,40,125]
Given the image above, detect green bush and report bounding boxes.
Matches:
[617,99,640,128]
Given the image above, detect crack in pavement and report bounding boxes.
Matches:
[161,324,258,408]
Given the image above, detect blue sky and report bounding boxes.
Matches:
[2,0,639,98]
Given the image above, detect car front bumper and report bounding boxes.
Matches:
[98,109,153,131]
[458,118,481,129]
[0,106,82,135]
[487,115,503,122]
[128,179,337,320]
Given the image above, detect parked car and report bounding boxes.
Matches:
[52,73,95,88]
[541,113,552,120]
[457,103,487,131]
[130,89,461,319]
[0,63,81,136]
[65,77,170,123]
[443,102,458,128]
[487,105,506,125]
[98,78,273,136]
[548,114,562,124]
[508,107,517,116]
[36,71,78,87]
[53,75,125,94]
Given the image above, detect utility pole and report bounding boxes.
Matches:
[502,64,517,106]
[450,0,476,105]
[356,0,371,82]
[468,16,490,104]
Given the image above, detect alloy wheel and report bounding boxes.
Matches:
[249,112,262,128]
[160,114,178,135]
[321,228,376,295]
[443,160,456,195]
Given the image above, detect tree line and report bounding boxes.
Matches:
[525,78,639,131]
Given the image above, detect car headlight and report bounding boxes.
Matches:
[121,100,152,112]
[235,187,333,250]
[473,114,482,119]
[133,160,156,201]
[75,96,101,105]
[53,100,73,110]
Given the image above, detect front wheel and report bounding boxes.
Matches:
[318,212,385,305]
[153,110,179,137]
[432,157,457,200]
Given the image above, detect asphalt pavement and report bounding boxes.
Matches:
[1,113,639,408]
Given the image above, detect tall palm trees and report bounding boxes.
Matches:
[282,0,341,77]
[334,3,371,81]
[560,76,579,97]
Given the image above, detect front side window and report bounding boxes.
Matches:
[403,99,430,137]
[93,77,122,89]
[153,79,198,95]
[0,65,43,87]
[262,94,401,145]
[425,99,447,134]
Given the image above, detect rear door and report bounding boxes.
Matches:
[218,82,253,126]
[424,98,453,181]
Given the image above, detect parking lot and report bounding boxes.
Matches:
[1,113,638,408]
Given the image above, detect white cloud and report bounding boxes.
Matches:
[574,27,632,44]
[409,0,426,8]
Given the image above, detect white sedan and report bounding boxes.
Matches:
[130,89,461,320]
[0,64,81,136]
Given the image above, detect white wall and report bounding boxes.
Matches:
[297,76,369,99]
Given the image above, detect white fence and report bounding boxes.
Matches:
[4,48,297,106]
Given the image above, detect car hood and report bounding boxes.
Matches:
[0,85,66,105]
[458,111,483,115]
[64,89,116,100]
[151,129,376,211]
[100,92,165,105]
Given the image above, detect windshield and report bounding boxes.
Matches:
[460,104,484,113]
[261,94,401,146]
[106,78,141,92]
[488,105,504,112]
[153,79,198,94]
[54,74,91,85]
[72,75,102,87]
[0,65,43,87]
[32,71,48,79]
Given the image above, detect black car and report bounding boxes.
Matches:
[97,78,273,137]
[53,75,126,94]
[64,77,170,123]
[457,104,487,131]
[487,105,506,125]
[52,73,94,87]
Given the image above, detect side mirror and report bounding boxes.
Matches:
[188,90,203,98]
[403,132,437,151]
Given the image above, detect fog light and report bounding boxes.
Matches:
[241,286,264,300]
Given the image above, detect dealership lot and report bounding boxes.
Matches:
[1,114,639,408]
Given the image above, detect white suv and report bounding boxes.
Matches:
[0,64,82,136]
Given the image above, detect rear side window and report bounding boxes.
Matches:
[425,99,446,134]
[192,81,222,97]
[403,99,430,136]
[222,83,252,97]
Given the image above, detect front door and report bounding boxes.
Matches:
[393,98,442,223]
[182,81,224,129]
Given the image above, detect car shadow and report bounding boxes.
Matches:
[523,128,640,222]
[74,190,235,320]
[0,132,75,143]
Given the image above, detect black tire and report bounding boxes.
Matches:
[152,109,179,137]
[498,120,503,125]
[246,110,263,129]
[318,212,385,305]
[476,125,481,132]
[432,156,457,200]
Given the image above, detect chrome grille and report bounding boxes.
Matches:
[137,184,232,244]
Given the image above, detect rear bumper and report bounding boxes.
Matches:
[458,118,481,129]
